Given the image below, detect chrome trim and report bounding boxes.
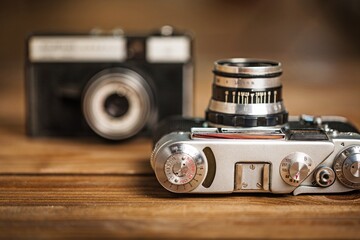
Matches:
[293,185,354,195]
[214,75,281,89]
[29,36,127,62]
[208,99,286,115]
[234,163,270,192]
[333,145,360,189]
[214,58,282,76]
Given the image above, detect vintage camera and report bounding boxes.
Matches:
[151,58,360,195]
[26,26,193,140]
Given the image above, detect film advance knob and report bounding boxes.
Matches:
[156,143,206,193]
[334,146,360,189]
[165,153,197,185]
[280,152,313,186]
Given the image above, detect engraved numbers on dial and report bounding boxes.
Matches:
[165,153,197,185]
[334,145,360,189]
[280,152,313,186]
[160,144,206,193]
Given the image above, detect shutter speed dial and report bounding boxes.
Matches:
[334,145,360,189]
[165,153,197,185]
[154,143,206,193]
[280,152,313,186]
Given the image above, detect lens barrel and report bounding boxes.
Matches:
[206,58,288,127]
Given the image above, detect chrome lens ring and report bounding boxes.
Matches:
[214,58,282,77]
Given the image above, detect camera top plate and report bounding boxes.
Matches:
[191,127,285,140]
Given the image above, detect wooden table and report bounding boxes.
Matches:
[1,65,360,239]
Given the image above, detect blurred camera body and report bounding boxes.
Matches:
[26,27,193,140]
[151,58,360,195]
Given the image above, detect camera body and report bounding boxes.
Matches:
[26,27,193,140]
[151,116,360,195]
[151,58,360,195]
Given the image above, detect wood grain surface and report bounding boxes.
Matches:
[0,66,360,239]
[0,1,359,238]
[1,175,360,239]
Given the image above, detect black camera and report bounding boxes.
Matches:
[25,26,193,140]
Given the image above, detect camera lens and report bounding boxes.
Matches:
[104,93,129,118]
[206,58,288,127]
[83,68,156,140]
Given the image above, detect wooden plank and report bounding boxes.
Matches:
[0,134,153,175]
[0,175,359,239]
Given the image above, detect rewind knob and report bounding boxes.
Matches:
[280,152,313,186]
[164,153,197,185]
[154,143,207,193]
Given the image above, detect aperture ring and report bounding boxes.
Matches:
[208,99,286,116]
[212,85,283,104]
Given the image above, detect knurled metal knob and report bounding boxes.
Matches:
[334,145,360,189]
[164,153,197,185]
[289,161,310,182]
[313,166,336,187]
[280,152,313,186]
[154,143,206,193]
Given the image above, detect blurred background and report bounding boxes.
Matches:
[0,0,360,126]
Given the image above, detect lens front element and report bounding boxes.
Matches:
[104,93,130,118]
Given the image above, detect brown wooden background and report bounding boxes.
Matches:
[0,0,360,239]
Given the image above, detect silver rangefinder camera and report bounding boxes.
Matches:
[151,58,360,195]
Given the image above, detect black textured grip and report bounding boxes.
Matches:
[206,110,288,127]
